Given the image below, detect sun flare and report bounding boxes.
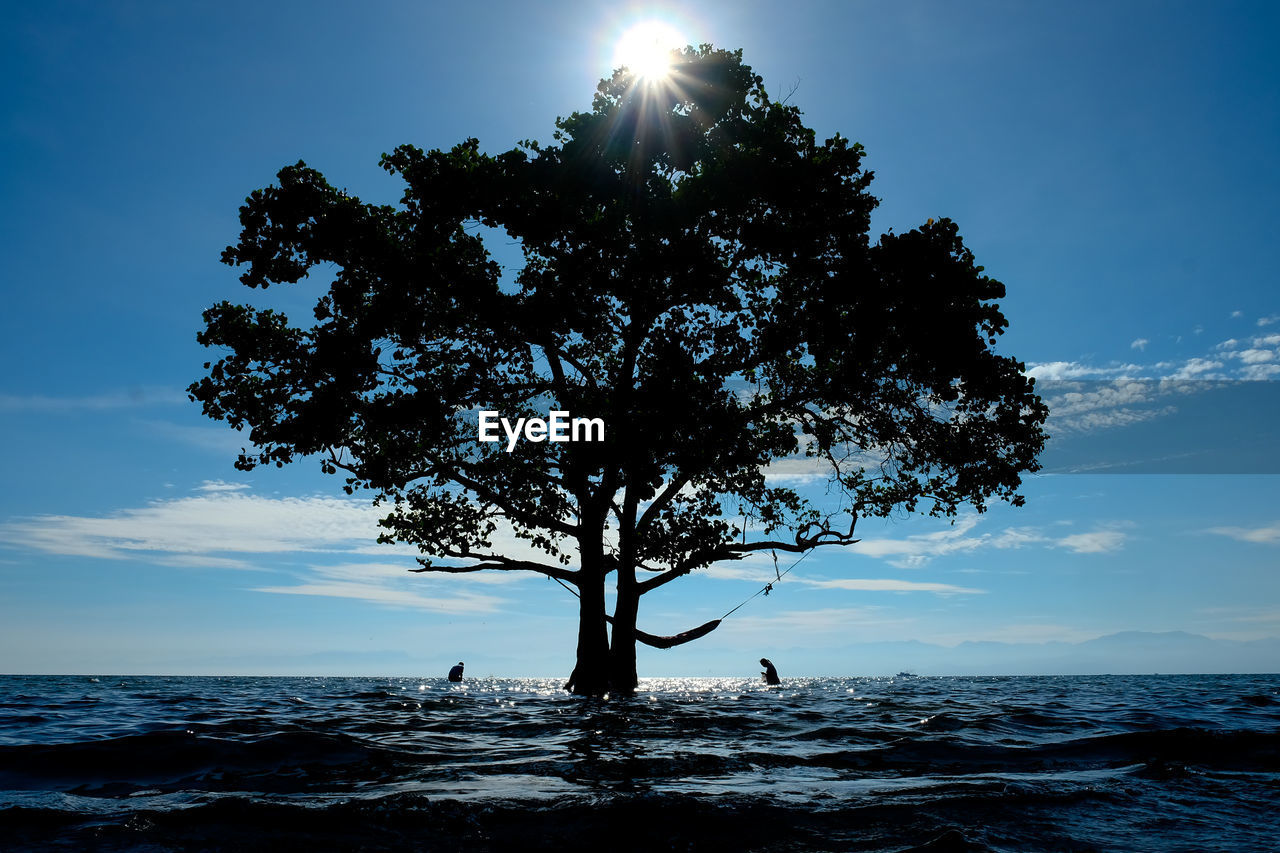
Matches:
[612,20,685,82]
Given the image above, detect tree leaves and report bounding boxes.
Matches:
[190,45,1047,590]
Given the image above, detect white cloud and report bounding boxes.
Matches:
[1207,523,1280,545]
[1,492,391,560]
[1207,335,1280,378]
[663,518,1122,589]
[1239,363,1280,380]
[1042,380,1182,434]
[1258,315,1280,327]
[762,455,835,485]
[1167,358,1225,380]
[253,562,509,613]
[0,489,547,613]
[253,580,502,612]
[1227,609,1280,625]
[139,420,254,454]
[1026,361,1144,381]
[800,578,984,594]
[195,480,252,492]
[157,554,259,570]
[1198,605,1280,625]
[844,516,1125,567]
[0,489,571,572]
[698,563,783,583]
[1231,310,1244,319]
[1056,531,1125,553]
[1031,330,1280,389]
[853,515,988,567]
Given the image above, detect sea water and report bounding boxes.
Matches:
[1,674,1276,851]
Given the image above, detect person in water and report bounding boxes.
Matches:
[448,662,464,682]
[759,658,780,685]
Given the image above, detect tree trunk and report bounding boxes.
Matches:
[608,561,639,695]
[568,534,610,696]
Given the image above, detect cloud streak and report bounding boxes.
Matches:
[1,492,393,562]
[253,562,509,613]
[0,488,567,573]
[1207,523,1280,545]
[850,516,1126,568]
[801,578,984,594]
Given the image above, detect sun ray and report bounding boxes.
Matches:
[612,20,685,83]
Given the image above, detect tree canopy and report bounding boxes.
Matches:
[190,46,1048,694]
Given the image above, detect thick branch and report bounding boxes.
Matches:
[409,555,578,584]
[635,474,691,533]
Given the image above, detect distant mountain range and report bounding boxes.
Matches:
[53,630,1278,678]
[782,630,1280,676]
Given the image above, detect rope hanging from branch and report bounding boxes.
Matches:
[548,548,816,649]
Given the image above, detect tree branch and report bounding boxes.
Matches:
[636,518,860,595]
[635,474,690,533]
[409,554,578,584]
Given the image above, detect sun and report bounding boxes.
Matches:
[612,20,685,82]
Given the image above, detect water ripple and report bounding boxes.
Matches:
[0,673,1276,851]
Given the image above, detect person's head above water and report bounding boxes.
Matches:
[760,658,770,666]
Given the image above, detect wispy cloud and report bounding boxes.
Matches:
[195,480,251,492]
[1027,361,1147,381]
[696,517,1124,586]
[1206,523,1280,545]
[1057,531,1126,553]
[1041,380,1179,435]
[0,388,187,412]
[1214,334,1280,380]
[1198,605,1280,624]
[850,516,1125,568]
[801,578,983,594]
[1168,357,1224,379]
[0,492,394,561]
[253,562,508,613]
[762,455,836,485]
[159,554,258,570]
[138,420,254,454]
[0,489,534,611]
[698,563,782,583]
[0,488,564,573]
[1030,326,1280,387]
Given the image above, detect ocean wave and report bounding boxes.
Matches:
[0,674,1277,851]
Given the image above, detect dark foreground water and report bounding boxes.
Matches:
[1,675,1277,852]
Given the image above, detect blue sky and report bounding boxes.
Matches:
[1,1,1277,676]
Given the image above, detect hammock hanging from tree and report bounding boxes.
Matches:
[605,615,722,648]
[551,547,816,649]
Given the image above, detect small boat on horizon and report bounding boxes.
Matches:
[896,671,918,678]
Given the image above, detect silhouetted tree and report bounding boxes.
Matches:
[190,46,1048,695]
